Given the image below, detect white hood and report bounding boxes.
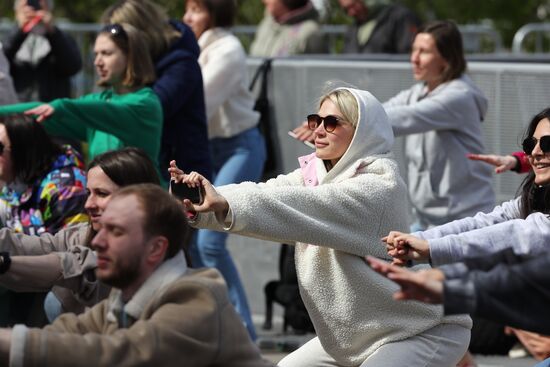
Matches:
[324,87,394,181]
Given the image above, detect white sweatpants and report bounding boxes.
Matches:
[278,323,470,367]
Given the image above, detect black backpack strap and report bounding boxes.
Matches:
[249,58,273,95]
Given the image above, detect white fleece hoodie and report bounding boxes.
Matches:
[193,88,470,365]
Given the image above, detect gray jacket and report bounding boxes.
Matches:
[384,75,495,227]
[0,44,17,106]
[417,197,550,266]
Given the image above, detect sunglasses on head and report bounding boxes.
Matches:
[522,135,550,155]
[307,114,344,133]
[101,23,127,40]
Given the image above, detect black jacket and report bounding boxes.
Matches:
[154,21,212,181]
[343,4,420,54]
[442,248,550,334]
[3,26,82,101]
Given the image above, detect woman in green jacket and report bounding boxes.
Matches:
[0,23,163,174]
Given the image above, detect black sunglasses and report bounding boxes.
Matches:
[522,135,550,155]
[101,23,127,40]
[307,114,344,133]
[0,142,4,156]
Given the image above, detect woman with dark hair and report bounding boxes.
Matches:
[183,0,265,340]
[0,147,160,319]
[0,114,87,326]
[295,20,495,230]
[102,0,212,182]
[385,108,550,366]
[0,23,163,176]
[0,114,87,235]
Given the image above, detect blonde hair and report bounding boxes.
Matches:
[318,89,358,128]
[101,0,180,61]
[98,23,156,88]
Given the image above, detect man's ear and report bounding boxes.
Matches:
[146,236,169,264]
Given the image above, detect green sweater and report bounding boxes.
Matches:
[0,87,163,169]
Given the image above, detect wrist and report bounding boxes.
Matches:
[511,155,521,173]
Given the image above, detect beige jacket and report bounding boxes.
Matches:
[10,253,273,367]
[0,224,105,313]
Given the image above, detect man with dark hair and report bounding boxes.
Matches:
[339,0,420,54]
[0,184,273,367]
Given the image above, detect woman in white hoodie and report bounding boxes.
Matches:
[183,0,265,340]
[170,86,470,366]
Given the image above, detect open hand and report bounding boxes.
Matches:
[292,121,315,143]
[24,103,54,122]
[367,256,444,303]
[467,153,517,174]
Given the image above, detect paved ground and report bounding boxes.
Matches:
[256,317,539,366]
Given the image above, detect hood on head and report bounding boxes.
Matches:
[323,87,394,178]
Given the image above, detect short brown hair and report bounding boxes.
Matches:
[113,184,189,260]
[101,0,181,61]
[418,20,466,83]
[98,23,156,88]
[187,0,236,28]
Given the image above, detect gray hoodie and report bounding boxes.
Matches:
[384,75,495,227]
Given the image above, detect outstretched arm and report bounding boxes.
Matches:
[467,153,519,174]
[366,256,444,303]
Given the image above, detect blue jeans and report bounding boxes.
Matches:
[44,291,63,323]
[193,127,266,341]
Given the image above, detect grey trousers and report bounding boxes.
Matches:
[278,323,470,367]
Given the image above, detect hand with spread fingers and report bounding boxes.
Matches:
[292,120,316,143]
[366,256,444,303]
[24,103,54,122]
[467,153,517,174]
[382,231,431,265]
[506,328,550,361]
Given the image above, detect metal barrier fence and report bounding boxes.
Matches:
[512,22,550,53]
